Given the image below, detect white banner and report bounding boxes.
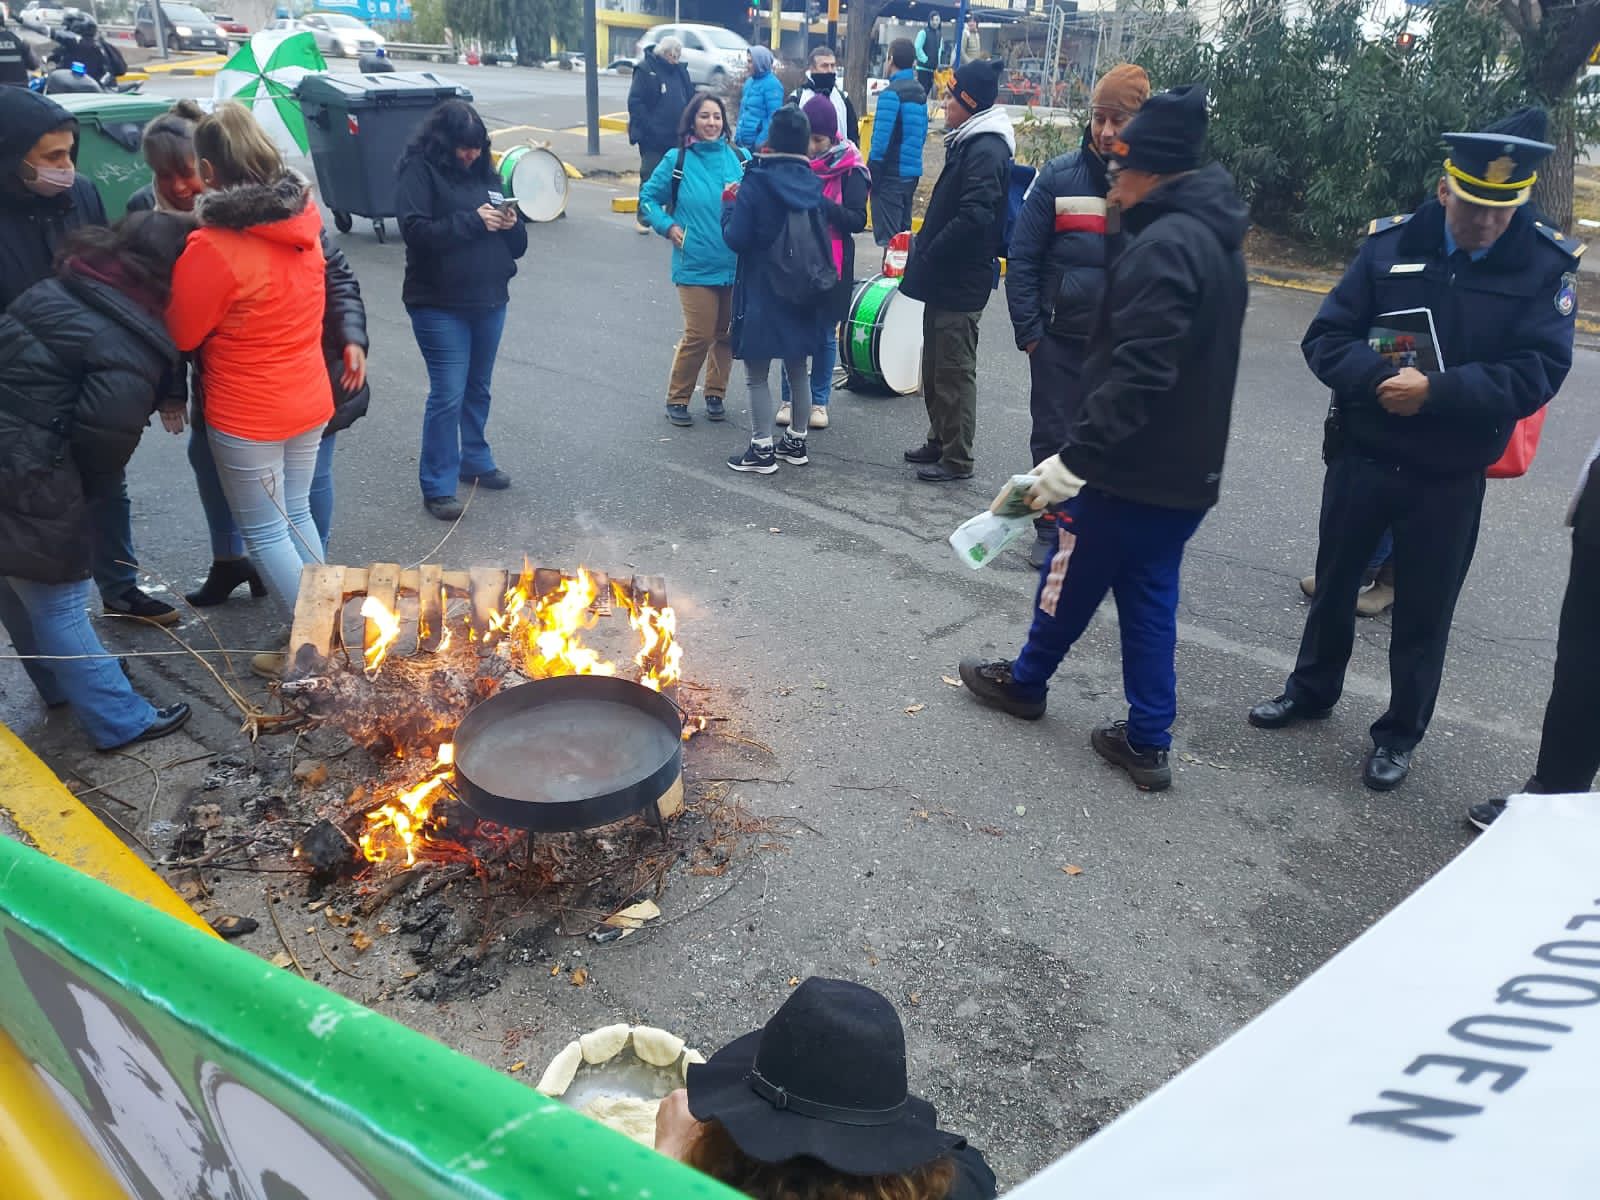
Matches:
[1010,794,1600,1197]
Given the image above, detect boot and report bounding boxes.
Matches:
[1356,580,1395,618]
[187,558,266,607]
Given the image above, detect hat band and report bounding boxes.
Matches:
[1444,158,1536,193]
[746,1069,911,1127]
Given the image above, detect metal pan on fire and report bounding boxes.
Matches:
[450,675,681,833]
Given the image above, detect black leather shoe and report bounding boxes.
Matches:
[460,469,511,490]
[1363,746,1412,791]
[1247,693,1334,729]
[186,558,267,607]
[903,440,942,464]
[917,463,973,482]
[424,495,464,521]
[104,702,191,751]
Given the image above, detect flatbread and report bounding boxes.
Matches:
[683,1048,706,1068]
[536,1040,583,1097]
[579,1023,631,1065]
[579,1093,661,1147]
[631,1025,685,1068]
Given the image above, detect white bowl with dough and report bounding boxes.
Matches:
[536,1024,703,1146]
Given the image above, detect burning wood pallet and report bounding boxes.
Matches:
[287,563,669,678]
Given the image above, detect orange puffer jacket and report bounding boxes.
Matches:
[166,172,332,442]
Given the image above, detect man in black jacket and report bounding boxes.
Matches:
[900,58,1012,483]
[627,37,693,233]
[1006,63,1148,565]
[958,86,1249,792]
[0,88,177,626]
[1248,108,1576,792]
[0,8,41,87]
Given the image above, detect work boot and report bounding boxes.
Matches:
[1090,721,1172,791]
[776,402,793,426]
[1356,580,1395,618]
[251,651,287,681]
[1299,574,1316,598]
[903,439,942,464]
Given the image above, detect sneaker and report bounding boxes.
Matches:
[810,407,830,429]
[1356,581,1395,618]
[666,404,693,427]
[775,433,809,465]
[424,495,464,521]
[727,442,778,475]
[460,469,511,490]
[705,396,726,421]
[776,402,792,426]
[1027,528,1056,569]
[251,651,286,681]
[1090,721,1172,791]
[103,586,179,627]
[957,657,1046,720]
[1467,797,1507,832]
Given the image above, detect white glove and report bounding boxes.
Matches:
[1027,455,1086,509]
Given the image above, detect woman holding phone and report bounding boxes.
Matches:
[395,99,527,522]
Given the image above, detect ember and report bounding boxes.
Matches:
[360,744,455,867]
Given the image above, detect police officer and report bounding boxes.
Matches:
[1248,107,1578,792]
[0,8,41,87]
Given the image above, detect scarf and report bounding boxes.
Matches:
[809,141,867,275]
[945,104,1016,155]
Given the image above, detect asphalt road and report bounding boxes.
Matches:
[5,74,1598,1187]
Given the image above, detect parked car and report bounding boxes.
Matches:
[269,12,383,58]
[17,2,66,32]
[636,23,749,89]
[209,11,249,37]
[134,2,227,51]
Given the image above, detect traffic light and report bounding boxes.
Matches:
[1396,31,1417,53]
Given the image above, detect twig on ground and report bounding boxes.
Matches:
[406,479,478,568]
[830,781,903,792]
[264,887,307,978]
[313,925,363,979]
[694,774,794,785]
[711,731,777,756]
[101,750,165,833]
[91,803,154,855]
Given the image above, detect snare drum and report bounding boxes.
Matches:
[497,144,570,222]
[841,274,923,395]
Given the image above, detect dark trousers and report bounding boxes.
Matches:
[871,174,917,247]
[86,469,136,601]
[1027,332,1086,465]
[1530,469,1600,792]
[637,147,666,226]
[1286,455,1485,752]
[921,305,981,473]
[1010,489,1206,748]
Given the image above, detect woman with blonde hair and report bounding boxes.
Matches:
[165,102,331,649]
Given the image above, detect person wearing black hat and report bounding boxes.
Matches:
[1248,106,1579,793]
[0,6,42,88]
[899,56,1013,483]
[957,84,1250,793]
[655,977,997,1199]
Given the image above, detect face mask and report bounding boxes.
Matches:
[810,72,836,93]
[21,161,75,198]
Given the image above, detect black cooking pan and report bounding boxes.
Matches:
[450,675,682,833]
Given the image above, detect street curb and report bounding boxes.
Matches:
[0,722,214,937]
[139,54,228,76]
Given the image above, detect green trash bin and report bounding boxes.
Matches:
[296,71,471,244]
[51,93,176,220]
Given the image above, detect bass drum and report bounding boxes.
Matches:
[840,274,923,395]
[497,144,569,222]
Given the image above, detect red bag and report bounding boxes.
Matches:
[1486,408,1547,479]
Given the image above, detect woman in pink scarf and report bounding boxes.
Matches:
[778,95,870,430]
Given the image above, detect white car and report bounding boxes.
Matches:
[637,23,749,89]
[268,12,384,58]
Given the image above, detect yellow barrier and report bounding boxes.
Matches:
[0,1027,127,1200]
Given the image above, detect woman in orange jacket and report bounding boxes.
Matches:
[165,103,332,629]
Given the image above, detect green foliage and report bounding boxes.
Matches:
[404,0,449,45]
[1134,0,1534,246]
[443,0,579,61]
[1014,110,1081,168]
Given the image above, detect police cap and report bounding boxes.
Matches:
[1441,107,1554,208]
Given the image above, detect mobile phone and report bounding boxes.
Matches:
[487,190,510,210]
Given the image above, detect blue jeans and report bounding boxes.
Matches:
[0,576,157,748]
[190,407,338,558]
[207,426,325,617]
[410,305,508,500]
[87,470,137,600]
[1010,489,1206,749]
[780,326,838,410]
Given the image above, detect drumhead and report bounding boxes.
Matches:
[877,286,923,395]
[506,146,570,222]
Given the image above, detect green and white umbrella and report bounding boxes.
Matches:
[213,30,327,157]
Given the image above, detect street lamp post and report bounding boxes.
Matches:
[584,0,599,156]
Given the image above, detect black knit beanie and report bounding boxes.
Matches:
[766,105,810,156]
[1111,84,1207,174]
[951,58,1002,114]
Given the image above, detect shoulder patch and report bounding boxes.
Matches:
[1365,213,1411,237]
[1532,220,1584,261]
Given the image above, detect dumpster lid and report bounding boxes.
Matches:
[50,93,181,126]
[294,71,473,105]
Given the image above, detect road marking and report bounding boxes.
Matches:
[490,123,557,137]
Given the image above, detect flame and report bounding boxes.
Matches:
[359,743,454,867]
[625,595,683,692]
[492,567,620,680]
[359,596,402,675]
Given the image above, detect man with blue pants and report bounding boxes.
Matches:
[957,86,1249,791]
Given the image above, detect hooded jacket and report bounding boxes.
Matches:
[1005,125,1115,349]
[899,105,1014,313]
[736,49,784,150]
[0,266,176,584]
[165,171,332,442]
[628,46,695,153]
[0,89,108,310]
[1061,163,1250,511]
[721,152,832,361]
[867,68,928,180]
[640,136,749,287]
[395,147,528,311]
[1303,198,1577,477]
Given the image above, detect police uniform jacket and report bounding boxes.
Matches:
[1303,198,1577,478]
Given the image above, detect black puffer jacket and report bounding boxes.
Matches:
[395,150,528,311]
[1062,163,1249,511]
[0,89,107,309]
[899,111,1013,314]
[1005,126,1114,348]
[0,271,175,583]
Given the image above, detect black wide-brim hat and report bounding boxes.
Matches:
[686,979,965,1177]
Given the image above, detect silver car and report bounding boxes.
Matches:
[637,23,749,89]
[268,12,384,58]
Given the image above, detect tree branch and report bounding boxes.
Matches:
[1499,0,1529,34]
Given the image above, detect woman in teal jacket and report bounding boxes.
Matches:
[735,46,784,150]
[642,91,750,426]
